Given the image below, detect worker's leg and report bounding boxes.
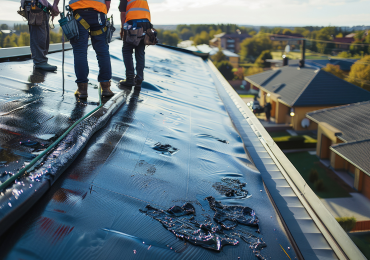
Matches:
[122,41,135,79]
[70,16,89,83]
[134,39,145,83]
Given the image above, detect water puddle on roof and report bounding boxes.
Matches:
[140,196,266,259]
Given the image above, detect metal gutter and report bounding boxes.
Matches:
[207,60,366,260]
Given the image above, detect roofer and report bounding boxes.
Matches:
[119,0,152,89]
[20,0,60,71]
[69,0,114,98]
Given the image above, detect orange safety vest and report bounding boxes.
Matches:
[69,0,108,14]
[125,0,151,23]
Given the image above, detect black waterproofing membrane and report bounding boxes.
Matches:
[0,40,337,260]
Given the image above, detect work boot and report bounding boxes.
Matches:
[119,75,135,88]
[135,79,143,90]
[100,81,114,97]
[75,83,88,99]
[34,62,57,71]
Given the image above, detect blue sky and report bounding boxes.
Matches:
[3,0,370,26]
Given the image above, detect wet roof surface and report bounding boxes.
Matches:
[0,40,341,259]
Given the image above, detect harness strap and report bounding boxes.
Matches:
[74,13,107,36]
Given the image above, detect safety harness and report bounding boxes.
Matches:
[74,13,107,36]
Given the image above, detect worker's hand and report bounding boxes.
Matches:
[51,4,60,21]
[120,28,125,40]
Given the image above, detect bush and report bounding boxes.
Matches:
[314,179,325,191]
[216,61,234,80]
[336,217,357,232]
[309,169,319,183]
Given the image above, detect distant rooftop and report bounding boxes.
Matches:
[307,101,370,142]
[184,44,239,58]
[331,139,370,176]
[245,65,370,107]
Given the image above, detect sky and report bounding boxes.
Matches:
[2,0,370,27]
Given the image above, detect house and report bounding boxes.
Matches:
[209,32,251,53]
[245,63,370,130]
[185,44,240,68]
[269,33,304,50]
[332,37,355,51]
[306,101,370,200]
[267,58,357,72]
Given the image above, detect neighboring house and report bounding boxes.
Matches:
[245,63,370,130]
[332,37,355,52]
[185,44,240,68]
[267,58,357,72]
[177,40,194,48]
[306,101,370,200]
[269,33,304,50]
[209,32,251,53]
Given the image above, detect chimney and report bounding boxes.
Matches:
[299,39,306,68]
[283,56,289,66]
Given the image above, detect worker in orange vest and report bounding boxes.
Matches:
[119,0,152,89]
[69,0,114,98]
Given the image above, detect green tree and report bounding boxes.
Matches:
[322,64,345,79]
[346,55,370,91]
[245,67,264,76]
[337,51,352,58]
[0,24,9,30]
[240,35,272,62]
[282,29,293,35]
[3,35,17,47]
[17,32,30,46]
[216,61,234,80]
[354,31,365,41]
[161,31,180,46]
[211,49,226,63]
[192,31,210,45]
[180,28,193,40]
[255,50,272,68]
[336,33,343,38]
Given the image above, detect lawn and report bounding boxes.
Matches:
[348,232,370,259]
[286,152,351,198]
[239,94,256,99]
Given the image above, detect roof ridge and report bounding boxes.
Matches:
[332,138,370,149]
[290,68,319,106]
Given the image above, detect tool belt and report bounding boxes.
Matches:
[18,0,50,21]
[74,13,108,37]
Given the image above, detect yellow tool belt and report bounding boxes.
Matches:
[74,13,107,36]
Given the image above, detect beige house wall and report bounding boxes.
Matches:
[316,122,342,158]
[293,106,332,131]
[229,57,239,68]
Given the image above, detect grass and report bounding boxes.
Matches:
[268,131,290,138]
[239,95,256,98]
[286,152,351,198]
[348,232,370,259]
[273,135,317,144]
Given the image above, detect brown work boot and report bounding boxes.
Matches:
[75,83,88,98]
[100,81,114,97]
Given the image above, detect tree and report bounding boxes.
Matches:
[17,32,30,46]
[234,67,246,80]
[157,30,180,46]
[211,49,226,63]
[0,24,9,30]
[239,35,272,62]
[255,50,273,68]
[192,31,210,45]
[282,29,293,35]
[346,55,370,91]
[3,35,17,47]
[245,67,264,76]
[336,33,343,38]
[180,28,193,40]
[216,61,234,80]
[322,64,345,79]
[337,51,352,58]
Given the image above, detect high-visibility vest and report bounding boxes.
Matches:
[125,0,151,23]
[69,0,108,14]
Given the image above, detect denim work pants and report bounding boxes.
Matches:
[28,11,49,65]
[70,10,111,83]
[122,21,151,82]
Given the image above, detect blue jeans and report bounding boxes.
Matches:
[70,10,112,83]
[122,21,151,82]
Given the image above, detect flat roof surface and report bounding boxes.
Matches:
[0,40,362,260]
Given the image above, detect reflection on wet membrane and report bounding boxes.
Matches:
[153,142,179,155]
[212,178,248,198]
[140,197,266,259]
[196,134,229,144]
[20,140,39,147]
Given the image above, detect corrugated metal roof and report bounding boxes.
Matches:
[246,66,370,107]
[307,101,370,142]
[331,139,370,176]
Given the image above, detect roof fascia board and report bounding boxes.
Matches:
[210,61,365,260]
[330,146,370,177]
